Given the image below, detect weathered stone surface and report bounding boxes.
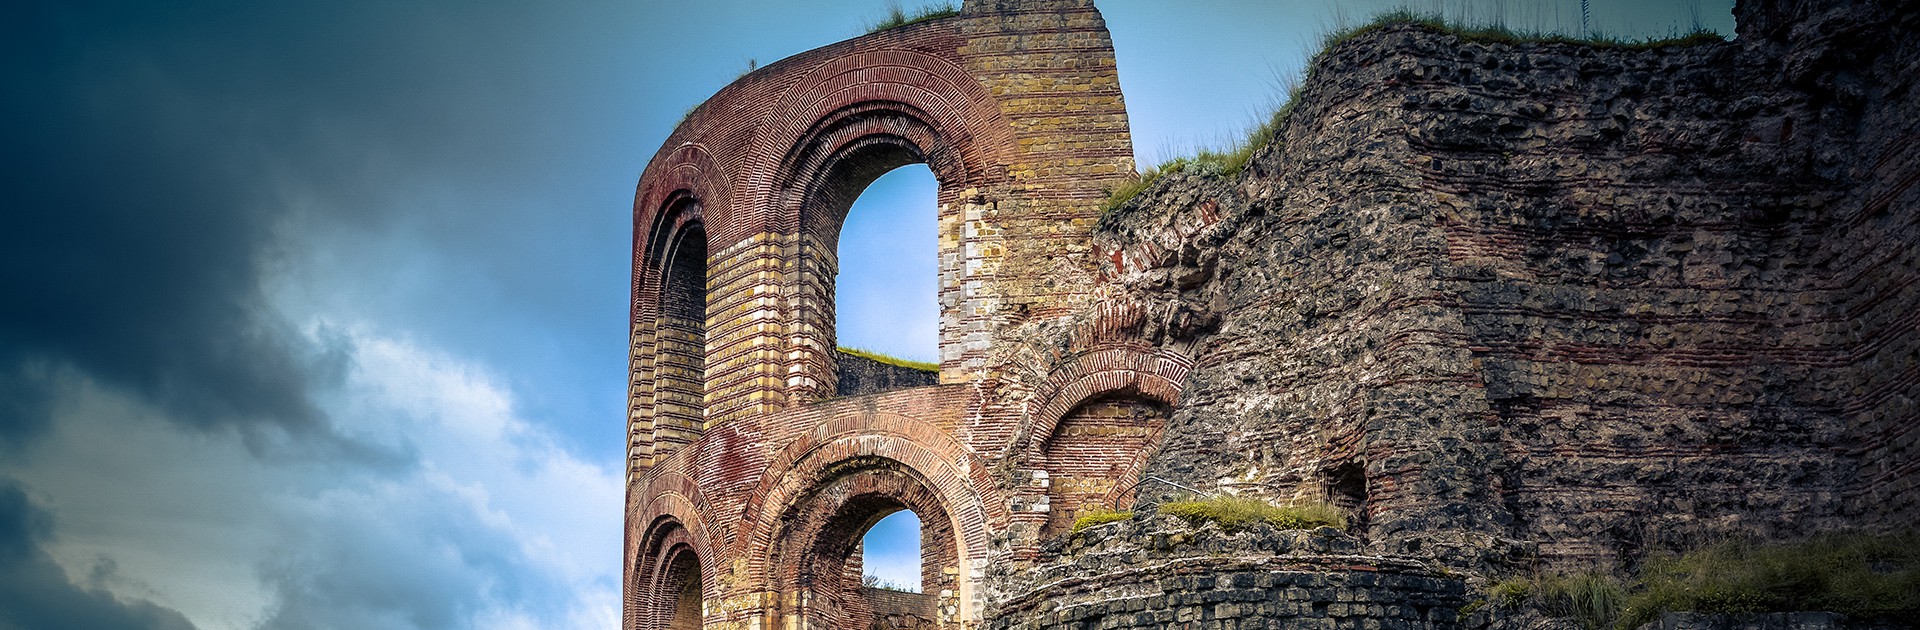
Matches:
[834,351,938,398]
[986,512,1468,629]
[622,0,1919,628]
[1097,0,1919,575]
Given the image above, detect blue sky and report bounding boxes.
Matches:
[0,1,1732,628]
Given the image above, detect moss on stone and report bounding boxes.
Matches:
[1620,531,1920,628]
[1157,496,1346,532]
[1485,531,1920,629]
[1068,509,1133,535]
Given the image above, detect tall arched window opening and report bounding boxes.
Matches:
[661,548,703,630]
[833,164,939,395]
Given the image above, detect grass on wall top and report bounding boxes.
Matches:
[865,1,959,34]
[837,346,939,372]
[1100,9,1726,214]
[1158,495,1347,531]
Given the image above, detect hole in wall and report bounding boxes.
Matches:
[1326,461,1369,536]
[860,509,923,593]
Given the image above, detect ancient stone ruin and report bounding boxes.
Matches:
[623,0,1917,628]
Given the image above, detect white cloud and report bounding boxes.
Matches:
[0,326,621,630]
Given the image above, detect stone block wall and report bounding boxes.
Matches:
[1094,0,1918,571]
[987,514,1467,629]
[835,350,939,397]
[864,587,938,630]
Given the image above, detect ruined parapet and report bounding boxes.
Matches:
[986,513,1468,629]
[1090,0,1918,578]
[622,0,1919,627]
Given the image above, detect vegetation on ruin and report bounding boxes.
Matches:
[837,346,939,372]
[1157,496,1346,532]
[1488,571,1625,630]
[864,1,959,33]
[1069,508,1134,535]
[1100,8,1726,214]
[1478,531,1920,629]
[1320,8,1725,53]
[862,573,921,593]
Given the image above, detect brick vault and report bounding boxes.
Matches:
[623,1,1171,628]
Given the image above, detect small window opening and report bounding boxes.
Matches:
[860,510,922,593]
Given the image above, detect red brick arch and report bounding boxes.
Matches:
[764,463,961,629]
[743,48,1016,236]
[735,415,997,626]
[627,0,1134,437]
[1020,345,1193,462]
[630,513,713,630]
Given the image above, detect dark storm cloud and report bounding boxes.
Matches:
[0,0,345,450]
[0,0,625,625]
[0,0,563,454]
[0,479,198,630]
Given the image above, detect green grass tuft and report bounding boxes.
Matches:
[865,1,959,34]
[1319,9,1726,52]
[1485,531,1920,629]
[1492,571,1625,630]
[1618,532,1920,628]
[1157,496,1346,531]
[1069,509,1133,535]
[836,346,938,372]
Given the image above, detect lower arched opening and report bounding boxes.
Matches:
[660,546,703,630]
[770,458,961,630]
[636,518,706,630]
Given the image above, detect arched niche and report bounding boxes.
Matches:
[630,197,709,468]
[1037,394,1171,536]
[635,517,708,630]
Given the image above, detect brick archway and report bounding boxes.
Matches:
[625,2,1138,627]
[738,419,995,628]
[770,100,981,404]
[765,460,960,630]
[627,0,1134,438]
[633,517,709,630]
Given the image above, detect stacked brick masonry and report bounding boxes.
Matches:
[626,2,1148,625]
[865,586,938,630]
[1768,0,1920,536]
[626,0,1916,627]
[628,0,1134,438]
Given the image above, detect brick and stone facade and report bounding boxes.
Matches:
[625,0,1918,628]
[624,1,1158,628]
